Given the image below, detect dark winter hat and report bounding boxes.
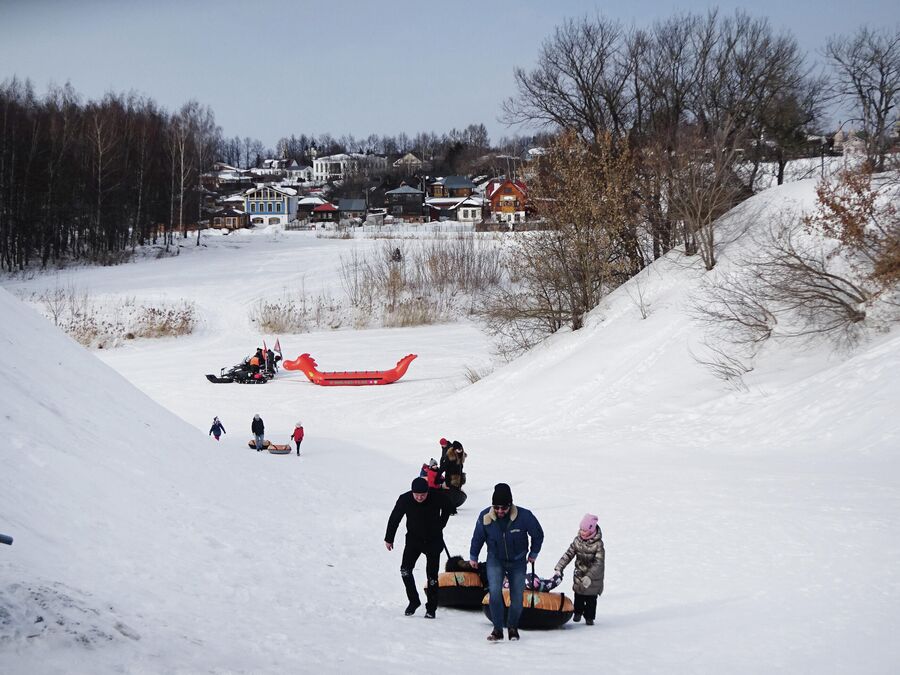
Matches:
[411,477,429,493]
[492,483,513,506]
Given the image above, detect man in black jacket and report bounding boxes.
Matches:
[384,477,453,618]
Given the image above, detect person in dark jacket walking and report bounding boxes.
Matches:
[251,414,265,450]
[385,477,453,619]
[469,483,544,641]
[209,417,226,441]
[292,421,304,455]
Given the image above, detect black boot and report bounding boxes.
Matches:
[404,600,421,616]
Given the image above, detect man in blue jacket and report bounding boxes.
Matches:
[469,483,544,641]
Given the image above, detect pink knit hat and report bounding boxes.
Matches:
[579,513,598,536]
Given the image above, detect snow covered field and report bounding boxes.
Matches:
[1,179,899,674]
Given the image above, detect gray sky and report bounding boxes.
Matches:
[1,0,897,148]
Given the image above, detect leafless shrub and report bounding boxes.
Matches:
[754,220,873,345]
[691,272,776,346]
[338,235,504,325]
[475,285,560,359]
[626,276,652,319]
[339,251,376,311]
[689,340,753,391]
[33,292,197,348]
[463,364,492,384]
[250,295,310,334]
[132,303,196,338]
[381,298,438,327]
[316,229,352,240]
[38,282,70,327]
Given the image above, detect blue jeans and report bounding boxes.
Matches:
[254,433,265,449]
[486,560,527,630]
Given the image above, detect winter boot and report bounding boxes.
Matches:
[585,618,595,626]
[404,600,421,616]
[487,628,504,641]
[508,627,520,641]
[424,610,435,619]
[573,613,582,622]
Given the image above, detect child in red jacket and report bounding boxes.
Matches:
[292,422,304,455]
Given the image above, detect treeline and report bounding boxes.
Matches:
[224,123,492,169]
[0,77,525,271]
[220,123,544,176]
[0,80,221,270]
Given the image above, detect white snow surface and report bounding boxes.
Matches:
[1,179,899,674]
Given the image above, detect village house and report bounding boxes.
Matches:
[244,185,298,226]
[312,153,388,181]
[310,202,340,224]
[428,175,476,198]
[486,178,528,224]
[297,195,328,221]
[203,162,254,191]
[210,207,249,230]
[338,198,367,221]
[384,184,425,220]
[392,152,425,172]
[425,196,483,223]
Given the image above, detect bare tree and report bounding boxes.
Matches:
[502,16,634,141]
[478,132,639,346]
[826,27,900,171]
[669,124,749,269]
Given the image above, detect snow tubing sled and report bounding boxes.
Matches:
[267,444,291,454]
[248,439,271,449]
[435,571,486,609]
[482,589,574,629]
[282,353,417,386]
[447,489,467,509]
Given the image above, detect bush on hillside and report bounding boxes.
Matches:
[692,167,900,385]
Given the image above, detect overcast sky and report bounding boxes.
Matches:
[1,0,897,148]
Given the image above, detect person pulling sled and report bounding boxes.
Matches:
[384,477,453,619]
[292,421,304,455]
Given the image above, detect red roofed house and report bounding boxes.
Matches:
[310,202,340,224]
[486,179,527,225]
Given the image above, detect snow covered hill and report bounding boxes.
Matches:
[1,178,899,674]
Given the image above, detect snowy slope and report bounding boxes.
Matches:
[2,180,899,674]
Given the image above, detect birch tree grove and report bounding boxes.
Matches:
[0,80,221,270]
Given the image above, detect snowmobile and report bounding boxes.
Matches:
[205,353,281,384]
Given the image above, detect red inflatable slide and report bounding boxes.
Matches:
[282,353,417,386]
